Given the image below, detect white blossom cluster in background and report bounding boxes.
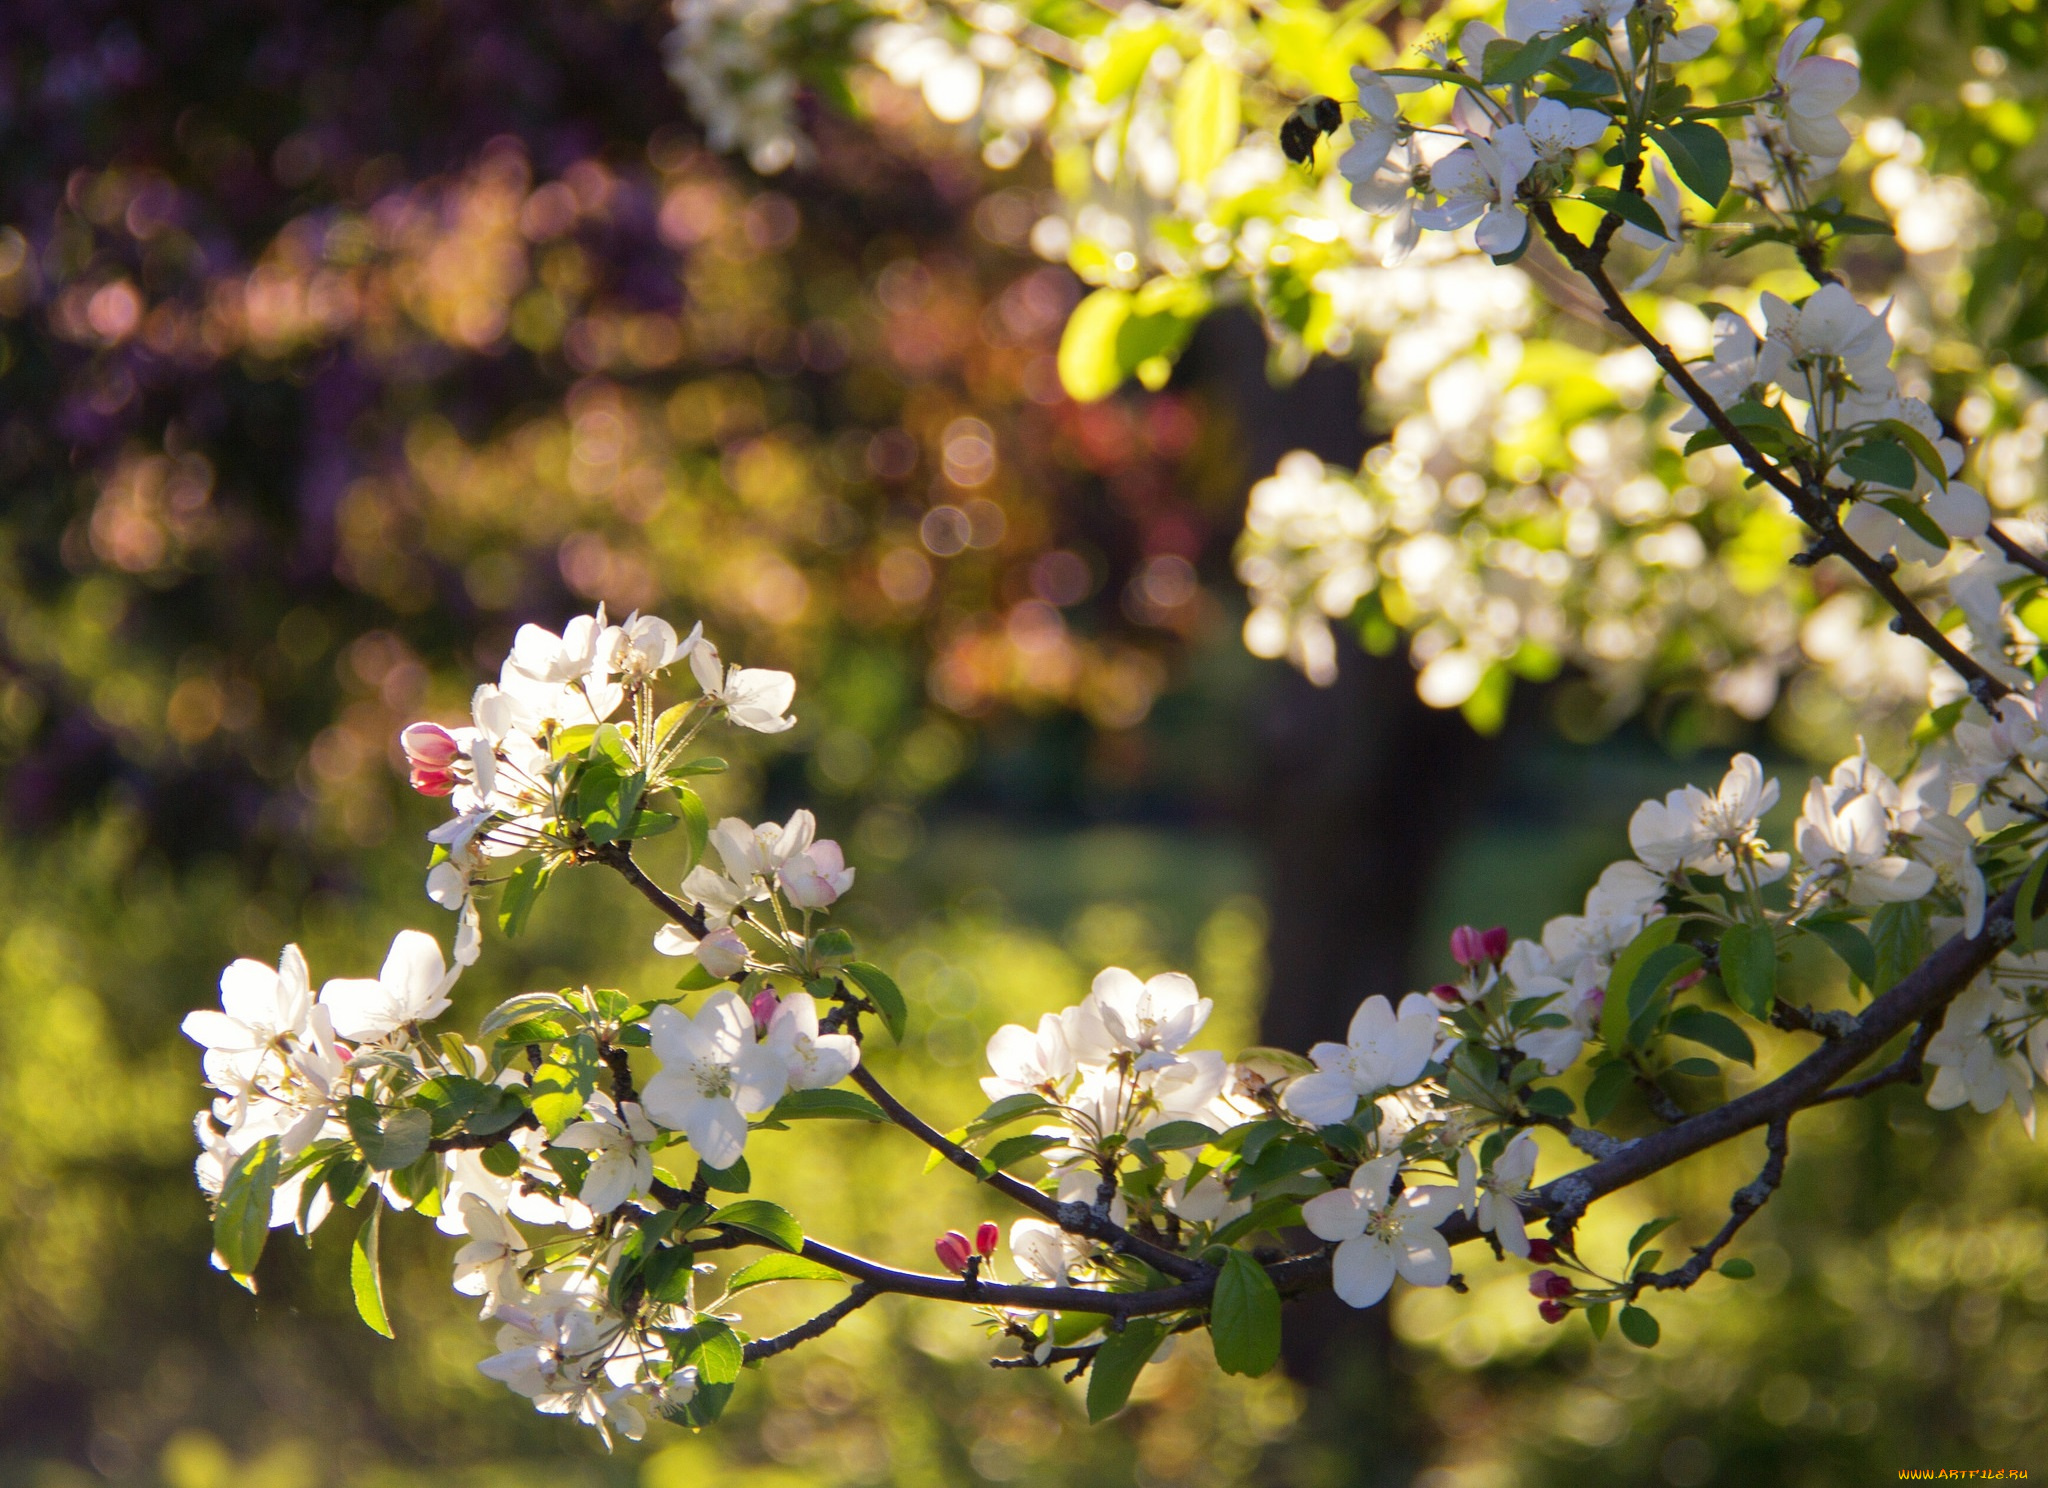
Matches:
[179,606,2048,1436]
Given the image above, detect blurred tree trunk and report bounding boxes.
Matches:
[1189,312,1501,1481]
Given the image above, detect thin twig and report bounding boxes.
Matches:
[1989,523,2048,584]
[1812,1012,1941,1105]
[743,1284,879,1362]
[1635,1116,1789,1293]
[592,842,703,934]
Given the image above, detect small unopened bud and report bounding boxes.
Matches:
[1430,983,1466,1005]
[1671,969,1705,993]
[749,988,779,1035]
[400,722,461,769]
[975,1221,1000,1258]
[1538,1298,1570,1324]
[410,764,456,796]
[934,1231,972,1274]
[1528,1268,1575,1300]
[1525,1237,1558,1264]
[1451,924,1509,969]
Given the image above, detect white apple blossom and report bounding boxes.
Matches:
[981,1013,1075,1100]
[1302,1154,1459,1308]
[1773,16,1860,159]
[641,992,788,1168]
[779,838,855,909]
[1926,980,2036,1130]
[1284,994,1441,1124]
[652,922,750,979]
[452,1193,530,1313]
[765,992,861,1090]
[554,1097,659,1213]
[1475,1131,1539,1257]
[690,641,797,733]
[316,929,460,1043]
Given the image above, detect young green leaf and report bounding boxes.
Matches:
[1087,1318,1167,1422]
[1665,1006,1756,1065]
[676,786,711,870]
[1580,185,1670,240]
[1628,1216,1679,1257]
[1719,1257,1757,1279]
[1601,917,1684,1050]
[1652,119,1732,205]
[708,1199,803,1253]
[661,1319,744,1427]
[351,1205,394,1338]
[1211,1251,1283,1377]
[766,1088,889,1123]
[1586,1300,1611,1340]
[843,961,909,1042]
[1717,922,1777,1021]
[1799,917,1876,989]
[1877,497,1950,555]
[978,1133,1065,1175]
[497,857,549,937]
[214,1136,282,1278]
[1619,1304,1662,1346]
[1584,1060,1635,1126]
[727,1253,846,1292]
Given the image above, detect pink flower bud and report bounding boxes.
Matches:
[1480,926,1509,963]
[934,1231,972,1274]
[400,722,461,769]
[410,765,456,796]
[1449,925,1485,967]
[975,1221,1000,1258]
[1528,1269,1575,1300]
[1671,969,1705,993]
[1430,983,1465,1005]
[1538,1298,1570,1324]
[750,988,779,1036]
[1526,1237,1558,1264]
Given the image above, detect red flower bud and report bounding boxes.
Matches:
[975,1221,1000,1258]
[1538,1298,1570,1324]
[750,988,780,1036]
[409,765,456,796]
[400,722,461,769]
[1528,1268,1575,1300]
[1480,926,1509,963]
[1525,1237,1558,1264]
[1430,982,1466,1005]
[934,1231,972,1274]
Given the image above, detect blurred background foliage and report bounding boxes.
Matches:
[6,1,2048,1485]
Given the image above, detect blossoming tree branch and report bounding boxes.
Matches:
[185,0,2048,1445]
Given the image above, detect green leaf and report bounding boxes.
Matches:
[1523,1086,1578,1118]
[1628,1217,1678,1257]
[1210,1251,1282,1377]
[1800,917,1877,988]
[1625,942,1705,1047]
[1876,418,1952,488]
[214,1136,281,1278]
[497,857,548,937]
[1580,185,1669,241]
[1652,119,1732,206]
[480,1140,523,1177]
[965,1093,1058,1138]
[1718,923,1777,1021]
[662,1319,744,1427]
[1483,29,1577,86]
[1665,1006,1756,1065]
[2018,846,2048,954]
[677,786,710,871]
[843,961,908,1042]
[699,1156,751,1193]
[709,1199,803,1253]
[728,1253,847,1292]
[1841,439,1917,489]
[1601,917,1684,1051]
[1142,1121,1221,1151]
[529,1034,602,1137]
[576,760,646,846]
[351,1205,394,1338]
[1719,1257,1756,1279]
[1666,1056,1719,1078]
[625,810,678,840]
[978,1133,1065,1175]
[1058,288,1134,403]
[1877,497,1951,555]
[1870,900,1931,994]
[1172,54,1240,186]
[809,926,857,962]
[480,991,575,1040]
[345,1098,433,1171]
[1087,1318,1167,1422]
[767,1089,888,1123]
[1584,1060,1634,1126]
[1586,1300,1611,1340]
[641,1243,697,1305]
[1619,1304,1661,1347]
